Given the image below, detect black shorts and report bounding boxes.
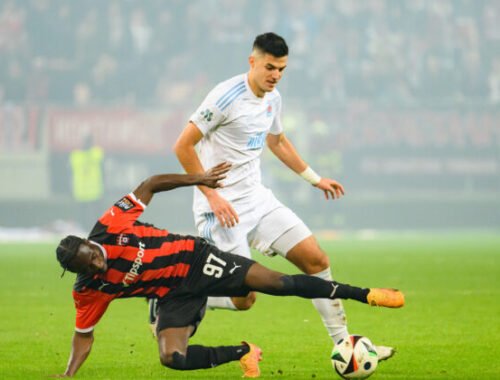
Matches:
[157,238,255,334]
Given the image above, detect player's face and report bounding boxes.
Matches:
[72,242,107,275]
[248,53,288,97]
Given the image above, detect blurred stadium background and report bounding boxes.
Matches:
[1,0,499,239]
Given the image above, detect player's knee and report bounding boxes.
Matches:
[231,292,256,310]
[287,239,330,274]
[160,350,186,370]
[316,253,330,270]
[302,251,329,274]
[159,350,174,368]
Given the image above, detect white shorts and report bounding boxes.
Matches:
[195,187,311,259]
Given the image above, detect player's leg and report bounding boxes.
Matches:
[274,228,398,360]
[157,325,192,368]
[253,202,398,361]
[192,239,401,368]
[251,204,350,345]
[243,262,404,307]
[277,231,350,344]
[157,326,256,371]
[156,297,261,374]
[191,243,402,307]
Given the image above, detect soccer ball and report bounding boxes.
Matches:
[331,335,378,379]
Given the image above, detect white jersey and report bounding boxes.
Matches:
[189,73,283,215]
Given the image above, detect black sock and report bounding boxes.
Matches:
[171,344,250,370]
[261,274,369,303]
[328,281,370,303]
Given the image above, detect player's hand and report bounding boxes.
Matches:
[314,177,345,200]
[202,162,232,188]
[206,190,239,228]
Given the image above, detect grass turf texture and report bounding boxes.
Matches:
[0,233,499,379]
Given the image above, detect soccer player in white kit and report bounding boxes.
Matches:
[172,32,395,361]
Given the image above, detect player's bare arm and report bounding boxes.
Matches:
[54,331,94,377]
[133,161,231,206]
[266,133,345,200]
[174,122,239,227]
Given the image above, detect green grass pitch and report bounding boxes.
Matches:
[1,233,499,379]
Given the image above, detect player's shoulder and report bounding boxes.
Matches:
[213,73,246,93]
[205,73,248,111]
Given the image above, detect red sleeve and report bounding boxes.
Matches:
[73,289,113,333]
[97,193,147,234]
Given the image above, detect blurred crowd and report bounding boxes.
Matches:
[1,0,499,107]
[0,0,498,230]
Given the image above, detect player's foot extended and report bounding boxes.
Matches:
[374,345,396,361]
[240,342,262,378]
[367,288,405,308]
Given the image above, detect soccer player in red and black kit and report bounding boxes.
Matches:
[54,162,404,378]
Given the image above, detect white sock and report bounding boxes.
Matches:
[311,267,349,345]
[207,296,237,310]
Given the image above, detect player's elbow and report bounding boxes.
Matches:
[137,176,155,193]
[173,139,183,159]
[266,133,285,149]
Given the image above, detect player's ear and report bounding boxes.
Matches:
[248,55,255,68]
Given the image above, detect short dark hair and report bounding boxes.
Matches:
[253,32,288,57]
[56,235,84,276]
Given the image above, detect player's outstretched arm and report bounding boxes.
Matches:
[52,331,94,377]
[266,133,345,200]
[133,162,231,206]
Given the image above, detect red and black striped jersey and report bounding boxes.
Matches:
[72,192,197,332]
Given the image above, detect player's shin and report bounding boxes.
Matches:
[262,274,369,303]
[165,344,250,370]
[311,268,349,345]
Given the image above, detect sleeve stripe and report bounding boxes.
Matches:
[219,87,246,111]
[216,81,245,108]
[75,326,94,333]
[128,192,147,209]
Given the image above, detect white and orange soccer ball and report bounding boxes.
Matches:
[331,335,378,379]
